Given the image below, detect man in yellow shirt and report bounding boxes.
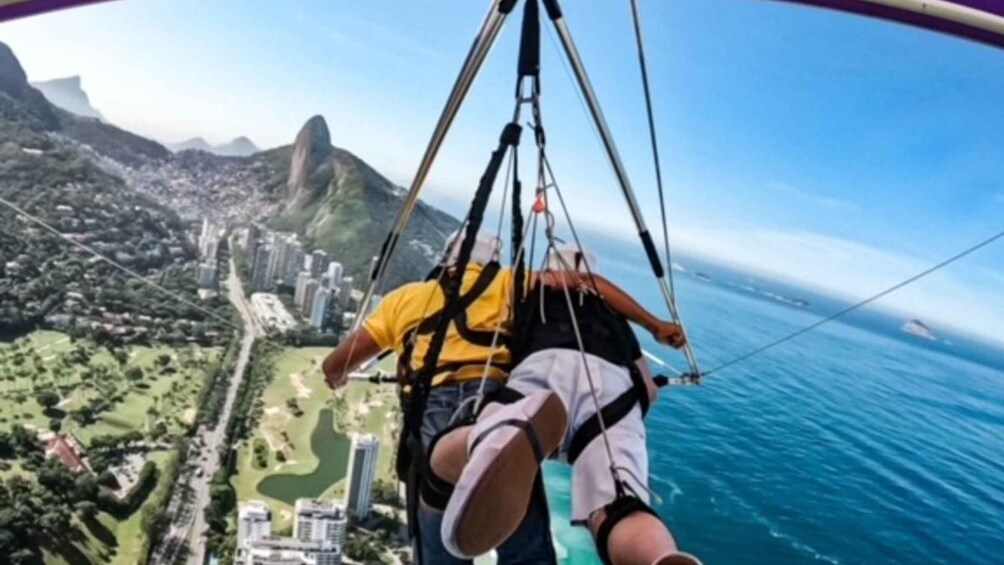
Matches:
[322,230,557,565]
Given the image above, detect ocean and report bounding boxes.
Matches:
[539,263,1004,564]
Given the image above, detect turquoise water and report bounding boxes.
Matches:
[542,270,1004,564]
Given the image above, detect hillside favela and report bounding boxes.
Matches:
[0,41,433,565]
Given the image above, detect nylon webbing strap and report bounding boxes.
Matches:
[518,0,541,79]
[567,387,637,464]
[409,122,523,434]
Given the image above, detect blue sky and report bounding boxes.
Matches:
[2,0,1003,341]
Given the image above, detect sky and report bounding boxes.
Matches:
[2,0,1003,342]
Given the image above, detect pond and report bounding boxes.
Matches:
[256,408,351,504]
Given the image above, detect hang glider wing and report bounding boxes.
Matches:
[768,0,1004,49]
[0,0,112,22]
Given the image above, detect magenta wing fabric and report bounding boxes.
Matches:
[0,0,113,22]
[768,0,1004,48]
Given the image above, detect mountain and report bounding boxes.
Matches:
[31,75,104,120]
[170,136,214,152]
[265,115,459,287]
[169,135,260,157]
[216,136,259,157]
[0,41,457,294]
[0,42,225,339]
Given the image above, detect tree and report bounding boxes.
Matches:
[35,390,60,411]
[75,500,98,520]
[112,348,129,366]
[48,418,61,433]
[125,366,144,381]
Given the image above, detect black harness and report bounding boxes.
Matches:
[394,261,505,478]
[513,284,651,465]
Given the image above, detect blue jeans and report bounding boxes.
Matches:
[417,380,557,565]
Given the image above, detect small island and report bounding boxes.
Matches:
[902,319,937,341]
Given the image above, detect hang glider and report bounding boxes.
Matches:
[770,0,1004,49]
[2,0,1004,51]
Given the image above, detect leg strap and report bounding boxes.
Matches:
[567,388,637,464]
[420,418,473,511]
[594,494,659,565]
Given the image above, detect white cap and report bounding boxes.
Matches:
[546,243,598,274]
[441,229,502,266]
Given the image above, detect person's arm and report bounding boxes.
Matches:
[539,271,686,348]
[322,327,383,390]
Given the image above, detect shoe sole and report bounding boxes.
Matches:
[447,391,568,557]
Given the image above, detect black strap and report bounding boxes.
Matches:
[594,495,659,565]
[416,262,502,335]
[486,386,525,407]
[469,418,546,463]
[628,364,651,417]
[567,388,638,464]
[399,262,502,381]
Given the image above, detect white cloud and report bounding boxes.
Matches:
[766,181,860,211]
[663,225,1004,342]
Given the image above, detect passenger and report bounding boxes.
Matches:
[429,244,701,565]
[321,229,557,565]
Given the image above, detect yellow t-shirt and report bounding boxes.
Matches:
[363,264,514,386]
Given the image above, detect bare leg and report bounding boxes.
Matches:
[428,425,473,485]
[589,508,697,565]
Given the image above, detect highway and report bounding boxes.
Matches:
[150,254,261,565]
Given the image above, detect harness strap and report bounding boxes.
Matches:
[567,387,636,464]
[593,495,659,565]
[400,262,502,379]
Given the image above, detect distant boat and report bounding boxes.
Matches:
[692,272,712,283]
[902,319,937,341]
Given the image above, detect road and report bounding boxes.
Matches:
[150,255,261,565]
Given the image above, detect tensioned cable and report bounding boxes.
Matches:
[703,227,1004,376]
[627,0,678,302]
[0,195,242,331]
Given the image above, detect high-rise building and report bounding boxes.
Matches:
[309,250,328,280]
[346,434,379,519]
[197,262,218,289]
[266,233,293,287]
[302,280,320,316]
[293,272,313,309]
[309,288,330,329]
[337,277,354,312]
[243,224,262,251]
[283,241,305,286]
[237,501,272,559]
[294,499,347,548]
[326,262,343,288]
[252,245,272,290]
[201,217,213,241]
[202,237,219,262]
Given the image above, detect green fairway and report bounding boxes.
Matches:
[0,331,220,440]
[256,408,352,504]
[232,346,401,529]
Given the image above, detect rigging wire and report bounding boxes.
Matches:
[0,195,242,332]
[627,0,678,302]
[703,227,1004,376]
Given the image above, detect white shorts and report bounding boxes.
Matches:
[506,349,649,524]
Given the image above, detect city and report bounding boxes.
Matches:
[0,39,424,565]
